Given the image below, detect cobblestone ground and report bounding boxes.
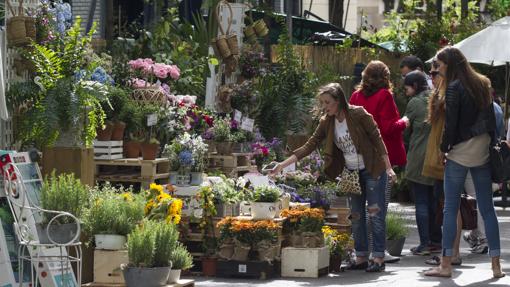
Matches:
[190,202,510,287]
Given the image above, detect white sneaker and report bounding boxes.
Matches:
[384,250,400,263]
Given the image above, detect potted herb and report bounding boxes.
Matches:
[167,242,193,284]
[249,185,281,220]
[122,220,178,287]
[83,184,144,250]
[38,172,90,244]
[386,210,409,256]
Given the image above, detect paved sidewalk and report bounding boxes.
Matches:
[190,203,510,287]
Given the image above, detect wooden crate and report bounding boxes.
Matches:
[93,140,123,160]
[281,246,329,278]
[42,147,95,186]
[93,250,128,284]
[216,260,279,280]
[94,158,170,190]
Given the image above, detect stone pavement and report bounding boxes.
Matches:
[190,202,510,287]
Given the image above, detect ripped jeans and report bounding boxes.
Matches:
[349,169,388,258]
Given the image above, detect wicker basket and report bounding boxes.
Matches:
[6,0,30,47]
[131,87,167,105]
[24,16,36,39]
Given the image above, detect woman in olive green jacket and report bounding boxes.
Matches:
[271,83,396,272]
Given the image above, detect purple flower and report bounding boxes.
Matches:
[230,120,238,130]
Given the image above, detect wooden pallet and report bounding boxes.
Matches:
[82,279,194,287]
[94,158,170,189]
[208,152,252,168]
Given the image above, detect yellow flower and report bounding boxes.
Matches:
[144,199,155,215]
[156,191,172,202]
[173,214,181,224]
[169,199,183,216]
[120,192,133,202]
[150,183,164,193]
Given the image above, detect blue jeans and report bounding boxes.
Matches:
[350,169,388,258]
[412,181,442,247]
[409,181,435,248]
[443,159,501,257]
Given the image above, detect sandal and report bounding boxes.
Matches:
[424,267,452,278]
[366,262,385,272]
[346,261,369,270]
[424,256,461,266]
[411,245,431,256]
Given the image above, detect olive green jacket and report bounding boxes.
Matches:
[404,90,435,186]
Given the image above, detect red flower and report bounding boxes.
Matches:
[438,36,449,47]
[204,115,214,127]
[261,146,269,156]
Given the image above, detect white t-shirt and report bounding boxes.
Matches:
[334,119,365,170]
[507,118,510,141]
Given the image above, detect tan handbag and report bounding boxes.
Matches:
[338,167,362,195]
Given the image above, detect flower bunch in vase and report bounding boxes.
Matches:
[322,225,354,272]
[144,183,183,225]
[164,133,208,185]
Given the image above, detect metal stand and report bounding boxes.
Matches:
[3,154,81,287]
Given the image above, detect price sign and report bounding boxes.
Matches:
[234,110,243,123]
[240,117,254,132]
[238,264,247,273]
[147,114,158,126]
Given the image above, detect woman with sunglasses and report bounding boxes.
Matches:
[424,46,505,279]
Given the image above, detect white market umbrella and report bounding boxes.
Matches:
[453,16,510,66]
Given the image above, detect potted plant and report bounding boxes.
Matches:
[167,242,193,283]
[164,133,208,186]
[197,185,218,276]
[322,226,354,272]
[211,116,235,155]
[386,210,409,256]
[122,219,178,287]
[212,175,247,217]
[142,137,160,160]
[83,184,144,250]
[280,207,325,248]
[249,185,281,219]
[38,172,90,244]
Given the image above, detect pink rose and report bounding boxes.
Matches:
[128,58,145,70]
[169,65,180,80]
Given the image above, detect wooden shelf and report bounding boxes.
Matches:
[94,158,170,189]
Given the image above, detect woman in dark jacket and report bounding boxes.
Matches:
[424,47,505,278]
[271,83,396,272]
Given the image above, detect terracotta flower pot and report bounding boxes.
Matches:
[96,121,114,141]
[124,141,141,158]
[111,121,126,141]
[201,257,217,277]
[141,143,160,160]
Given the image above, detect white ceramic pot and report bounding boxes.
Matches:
[167,269,181,284]
[95,234,127,250]
[250,202,277,219]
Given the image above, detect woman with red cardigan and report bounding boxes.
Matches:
[350,61,407,262]
[349,60,407,167]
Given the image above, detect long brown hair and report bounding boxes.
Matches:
[427,78,446,124]
[435,46,491,108]
[357,60,393,97]
[316,83,349,116]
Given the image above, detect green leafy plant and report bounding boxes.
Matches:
[251,186,280,203]
[255,24,316,140]
[127,219,178,268]
[40,172,90,224]
[83,184,144,238]
[170,243,194,270]
[197,186,218,256]
[386,210,409,240]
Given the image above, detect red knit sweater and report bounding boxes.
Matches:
[349,88,407,166]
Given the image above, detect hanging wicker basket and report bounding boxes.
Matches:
[131,87,167,105]
[24,16,36,39]
[253,19,269,37]
[212,0,234,59]
[6,0,31,47]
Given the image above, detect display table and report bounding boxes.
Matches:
[94,158,170,189]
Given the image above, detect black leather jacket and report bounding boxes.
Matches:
[440,80,496,153]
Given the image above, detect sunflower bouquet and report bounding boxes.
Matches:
[144,183,183,224]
